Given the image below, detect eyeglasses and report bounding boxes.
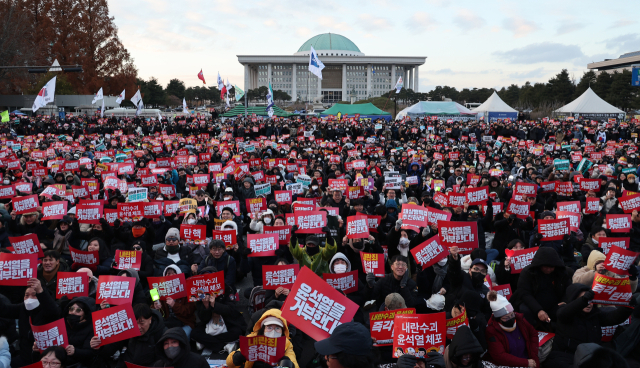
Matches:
[42,361,61,367]
[393,263,407,269]
[69,307,83,313]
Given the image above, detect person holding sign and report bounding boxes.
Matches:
[151,265,195,337]
[59,297,98,367]
[227,309,297,368]
[368,255,419,309]
[289,225,337,277]
[152,327,209,368]
[573,250,638,293]
[192,239,238,293]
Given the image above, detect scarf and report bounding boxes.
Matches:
[42,263,60,282]
[432,263,448,294]
[52,229,73,255]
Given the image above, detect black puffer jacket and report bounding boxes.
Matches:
[153,327,209,368]
[63,296,99,367]
[445,325,484,368]
[368,273,419,309]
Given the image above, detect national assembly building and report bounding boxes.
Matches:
[237,33,427,104]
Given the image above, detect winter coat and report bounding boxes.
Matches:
[37,258,71,297]
[289,236,337,276]
[573,249,638,292]
[485,313,539,368]
[63,297,99,367]
[369,273,419,309]
[153,327,210,368]
[196,252,237,292]
[154,245,195,276]
[444,325,484,368]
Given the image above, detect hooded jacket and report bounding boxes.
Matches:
[117,268,149,306]
[485,312,539,368]
[64,296,98,367]
[573,250,638,292]
[288,235,337,276]
[444,325,484,368]
[156,265,196,328]
[226,309,299,368]
[153,327,209,368]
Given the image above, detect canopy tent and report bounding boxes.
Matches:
[395,101,476,121]
[471,91,518,121]
[221,105,295,118]
[10,110,25,115]
[320,103,391,120]
[554,87,625,120]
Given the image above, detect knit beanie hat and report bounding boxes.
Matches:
[487,290,513,318]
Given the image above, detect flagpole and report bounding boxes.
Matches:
[244,91,247,118]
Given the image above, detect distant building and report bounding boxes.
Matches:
[588,51,640,74]
[237,33,426,104]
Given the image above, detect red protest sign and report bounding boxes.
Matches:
[0,253,37,286]
[180,224,206,241]
[281,266,359,341]
[513,182,537,200]
[607,214,632,233]
[538,218,570,240]
[262,264,299,290]
[113,250,142,271]
[328,179,348,192]
[211,229,237,250]
[466,187,488,205]
[147,273,187,300]
[9,233,43,258]
[393,313,446,358]
[600,237,630,255]
[538,332,554,347]
[246,197,267,214]
[239,336,286,365]
[504,247,538,274]
[580,178,601,192]
[263,225,291,246]
[163,200,179,215]
[401,204,428,230]
[158,184,176,198]
[540,181,556,193]
[591,273,633,305]
[603,247,639,276]
[557,201,581,213]
[447,192,466,208]
[76,203,103,224]
[142,202,162,218]
[323,270,359,294]
[294,211,326,233]
[370,308,416,346]
[274,190,293,204]
[619,194,640,214]
[556,211,580,232]
[92,304,140,346]
[506,199,530,219]
[494,284,512,300]
[186,270,225,300]
[438,221,478,254]
[426,207,452,226]
[41,201,68,220]
[411,235,447,270]
[71,185,90,199]
[585,197,600,214]
[32,318,68,352]
[446,311,470,340]
[367,215,381,233]
[360,252,385,277]
[0,184,15,199]
[215,200,241,216]
[96,275,136,306]
[12,194,39,214]
[247,234,279,257]
[346,215,369,239]
[56,272,88,299]
[70,248,99,268]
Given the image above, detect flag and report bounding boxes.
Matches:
[197,69,206,84]
[182,98,188,114]
[308,46,325,80]
[220,83,227,100]
[116,90,125,105]
[235,85,245,101]
[395,76,403,94]
[135,100,143,116]
[131,89,142,107]
[92,87,103,104]
[158,110,162,121]
[217,72,224,90]
[266,82,274,118]
[32,76,56,113]
[101,98,104,118]
[371,68,376,74]
[225,93,230,108]
[0,111,8,123]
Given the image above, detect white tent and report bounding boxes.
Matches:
[471,91,518,121]
[555,87,625,120]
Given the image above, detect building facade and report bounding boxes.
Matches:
[237,33,426,104]
[588,51,640,75]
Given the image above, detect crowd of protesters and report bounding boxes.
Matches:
[0,111,638,368]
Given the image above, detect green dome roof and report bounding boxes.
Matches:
[297,33,361,53]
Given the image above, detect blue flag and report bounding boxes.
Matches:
[308,46,325,80]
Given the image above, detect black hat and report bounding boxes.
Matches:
[195,189,205,196]
[314,322,372,356]
[305,235,319,246]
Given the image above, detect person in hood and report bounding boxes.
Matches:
[238,176,256,204]
[544,284,634,368]
[151,265,196,337]
[154,228,194,276]
[485,291,539,368]
[328,252,366,312]
[71,237,112,275]
[61,297,98,367]
[396,352,446,368]
[313,321,375,368]
[574,343,628,368]
[153,327,209,368]
[573,249,638,292]
[289,226,337,276]
[50,216,81,262]
[249,209,275,234]
[228,309,298,368]
[444,325,483,368]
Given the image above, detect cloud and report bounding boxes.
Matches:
[494,42,585,64]
[317,16,352,32]
[604,33,640,55]
[356,14,391,32]
[296,27,313,37]
[509,68,546,79]
[454,9,485,31]
[609,18,637,29]
[502,17,539,38]
[408,12,438,32]
[555,22,584,36]
[263,19,280,29]
[424,0,450,6]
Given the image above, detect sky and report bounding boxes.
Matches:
[109,0,639,94]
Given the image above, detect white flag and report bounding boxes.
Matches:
[158,110,162,121]
[266,82,274,118]
[116,90,126,104]
[308,46,325,80]
[101,98,104,118]
[131,89,142,107]
[182,98,188,114]
[395,77,403,94]
[225,93,230,108]
[136,100,143,116]
[32,76,56,113]
[92,88,103,104]
[217,72,224,90]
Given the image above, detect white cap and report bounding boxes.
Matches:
[261,316,284,328]
[68,207,76,215]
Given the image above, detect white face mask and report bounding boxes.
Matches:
[224,196,232,201]
[399,237,410,247]
[187,218,196,225]
[264,217,272,224]
[592,238,599,245]
[312,186,318,190]
[437,258,448,267]
[334,264,347,274]
[24,298,39,310]
[264,330,282,338]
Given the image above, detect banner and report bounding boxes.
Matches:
[113,250,142,271]
[446,311,469,340]
[360,252,385,277]
[186,271,225,301]
[426,207,452,226]
[346,215,369,239]
[32,318,68,352]
[12,194,39,214]
[76,203,103,224]
[262,264,299,290]
[96,275,136,305]
[56,272,89,299]
[323,270,359,294]
[280,266,359,341]
[504,247,538,274]
[41,201,68,220]
[211,229,237,250]
[147,273,187,300]
[92,304,140,346]
[506,199,530,219]
[9,233,43,257]
[591,273,633,305]
[466,187,488,205]
[437,221,478,254]
[370,308,416,346]
[607,214,632,233]
[294,211,326,233]
[556,211,580,232]
[493,284,512,300]
[70,248,99,268]
[247,234,279,257]
[600,237,630,255]
[400,204,429,230]
[410,235,447,270]
[393,313,446,357]
[0,253,37,286]
[538,218,570,240]
[238,336,286,365]
[619,194,640,214]
[604,246,638,276]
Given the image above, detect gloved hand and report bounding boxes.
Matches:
[629,264,639,279]
[243,248,252,257]
[99,218,109,226]
[395,219,403,230]
[563,234,571,242]
[534,233,543,241]
[159,215,166,222]
[366,272,375,288]
[487,197,493,206]
[582,289,595,301]
[232,351,247,366]
[291,225,298,233]
[396,354,418,368]
[400,271,409,288]
[422,226,430,237]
